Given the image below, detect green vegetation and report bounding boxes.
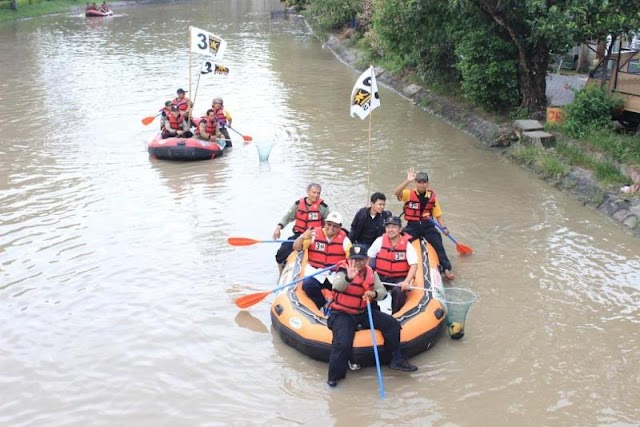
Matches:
[510,145,569,179]
[0,0,84,22]
[562,85,624,139]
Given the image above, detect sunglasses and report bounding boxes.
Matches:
[416,179,427,183]
[325,222,340,228]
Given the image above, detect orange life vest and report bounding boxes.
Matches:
[403,190,437,222]
[330,262,374,314]
[293,197,325,234]
[374,233,411,278]
[212,108,227,126]
[172,98,189,112]
[307,227,347,269]
[196,117,216,136]
[166,113,184,131]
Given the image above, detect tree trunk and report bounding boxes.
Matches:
[516,42,549,114]
[11,0,17,10]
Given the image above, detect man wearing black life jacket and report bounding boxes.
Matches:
[348,192,392,247]
[273,183,329,274]
[161,106,192,139]
[367,216,418,314]
[394,168,455,280]
[326,244,418,388]
[292,211,351,311]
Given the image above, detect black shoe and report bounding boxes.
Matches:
[327,379,337,388]
[389,358,418,372]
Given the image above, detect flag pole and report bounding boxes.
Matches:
[367,65,374,205]
[188,27,193,124]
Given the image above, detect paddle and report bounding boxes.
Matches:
[227,237,295,247]
[429,219,473,255]
[366,300,385,400]
[141,101,187,126]
[213,115,253,142]
[141,113,161,126]
[235,264,337,309]
[381,282,427,292]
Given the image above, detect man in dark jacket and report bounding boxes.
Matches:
[348,192,392,247]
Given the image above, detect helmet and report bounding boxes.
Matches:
[212,97,224,106]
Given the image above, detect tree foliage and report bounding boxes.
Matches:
[369,0,459,84]
[455,26,520,111]
[303,0,361,32]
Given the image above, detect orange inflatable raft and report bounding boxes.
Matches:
[270,238,446,366]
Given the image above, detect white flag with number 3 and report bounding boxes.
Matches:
[189,26,227,61]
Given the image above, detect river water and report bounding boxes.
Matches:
[1,1,639,425]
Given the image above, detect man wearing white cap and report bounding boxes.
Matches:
[292,211,352,311]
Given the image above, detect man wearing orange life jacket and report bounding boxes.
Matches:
[195,109,221,143]
[367,216,418,314]
[273,183,329,274]
[161,105,191,139]
[211,98,233,147]
[394,168,454,280]
[326,244,418,388]
[292,211,351,311]
[172,88,193,118]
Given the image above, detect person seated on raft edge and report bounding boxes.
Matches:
[195,109,222,145]
[394,167,455,281]
[367,216,418,314]
[159,100,172,130]
[291,211,351,315]
[273,183,329,275]
[211,97,233,147]
[100,1,109,12]
[326,244,418,388]
[161,105,192,139]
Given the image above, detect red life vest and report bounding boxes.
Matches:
[212,108,227,126]
[330,262,374,314]
[166,113,184,131]
[307,227,347,268]
[403,190,437,222]
[196,117,216,136]
[172,98,189,112]
[374,233,411,278]
[293,197,324,234]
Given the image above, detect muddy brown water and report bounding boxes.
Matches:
[1,1,638,425]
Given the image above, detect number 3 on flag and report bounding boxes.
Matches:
[190,26,227,61]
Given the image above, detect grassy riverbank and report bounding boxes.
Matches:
[0,0,86,23]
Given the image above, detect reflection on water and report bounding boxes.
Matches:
[1,0,639,425]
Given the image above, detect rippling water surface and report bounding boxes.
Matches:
[1,1,639,425]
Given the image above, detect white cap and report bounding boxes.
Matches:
[325,211,343,225]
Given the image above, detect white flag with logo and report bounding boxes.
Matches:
[350,65,380,120]
[200,60,230,75]
[189,26,227,60]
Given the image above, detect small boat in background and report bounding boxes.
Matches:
[147,134,223,161]
[86,9,113,17]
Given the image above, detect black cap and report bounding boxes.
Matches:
[415,172,429,182]
[164,100,172,107]
[384,216,402,227]
[349,244,368,260]
[177,88,187,94]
